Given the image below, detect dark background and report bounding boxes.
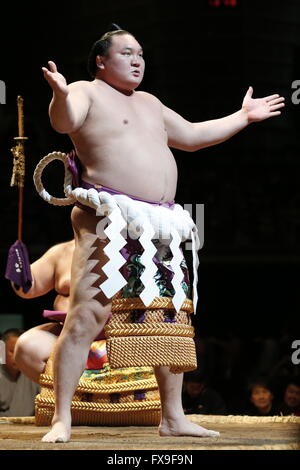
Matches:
[0,0,299,342]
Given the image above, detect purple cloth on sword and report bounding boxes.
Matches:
[5,240,32,293]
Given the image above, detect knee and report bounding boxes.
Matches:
[72,301,111,323]
[93,303,111,325]
[14,333,32,367]
[65,303,111,342]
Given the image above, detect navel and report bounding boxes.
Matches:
[123,119,129,125]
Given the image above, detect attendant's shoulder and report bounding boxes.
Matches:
[47,240,74,257]
[36,241,72,264]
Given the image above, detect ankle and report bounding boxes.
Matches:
[51,412,71,426]
[161,409,186,423]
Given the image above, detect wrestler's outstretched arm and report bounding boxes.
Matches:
[42,61,91,134]
[11,245,59,299]
[162,86,285,152]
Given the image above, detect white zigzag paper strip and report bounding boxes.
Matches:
[169,229,186,312]
[100,207,128,299]
[191,228,200,313]
[139,222,160,306]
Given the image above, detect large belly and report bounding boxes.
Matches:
[80,141,178,202]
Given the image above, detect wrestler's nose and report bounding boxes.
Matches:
[131,56,141,67]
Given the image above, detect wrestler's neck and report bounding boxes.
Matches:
[94,77,136,97]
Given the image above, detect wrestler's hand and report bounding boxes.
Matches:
[42,61,69,97]
[242,86,285,123]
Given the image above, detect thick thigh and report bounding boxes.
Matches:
[64,207,112,334]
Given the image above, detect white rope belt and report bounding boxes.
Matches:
[33,152,200,313]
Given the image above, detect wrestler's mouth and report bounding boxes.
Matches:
[131,70,140,76]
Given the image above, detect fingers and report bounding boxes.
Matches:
[41,67,53,83]
[264,110,282,120]
[269,96,285,112]
[41,67,51,81]
[246,86,253,97]
[269,102,285,111]
[270,97,285,105]
[265,93,280,102]
[47,61,57,72]
[41,61,57,74]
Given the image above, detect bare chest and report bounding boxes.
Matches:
[85,91,166,140]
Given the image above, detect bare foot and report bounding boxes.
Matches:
[41,419,71,443]
[159,415,220,438]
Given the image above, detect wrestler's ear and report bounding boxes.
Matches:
[96,55,105,70]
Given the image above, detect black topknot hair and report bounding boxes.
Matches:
[108,23,123,31]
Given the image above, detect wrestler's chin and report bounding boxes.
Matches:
[111,75,143,94]
[129,73,144,87]
[125,80,143,93]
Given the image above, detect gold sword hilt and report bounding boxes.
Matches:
[10,96,28,187]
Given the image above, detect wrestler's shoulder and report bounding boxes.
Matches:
[68,80,95,94]
[135,90,162,106]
